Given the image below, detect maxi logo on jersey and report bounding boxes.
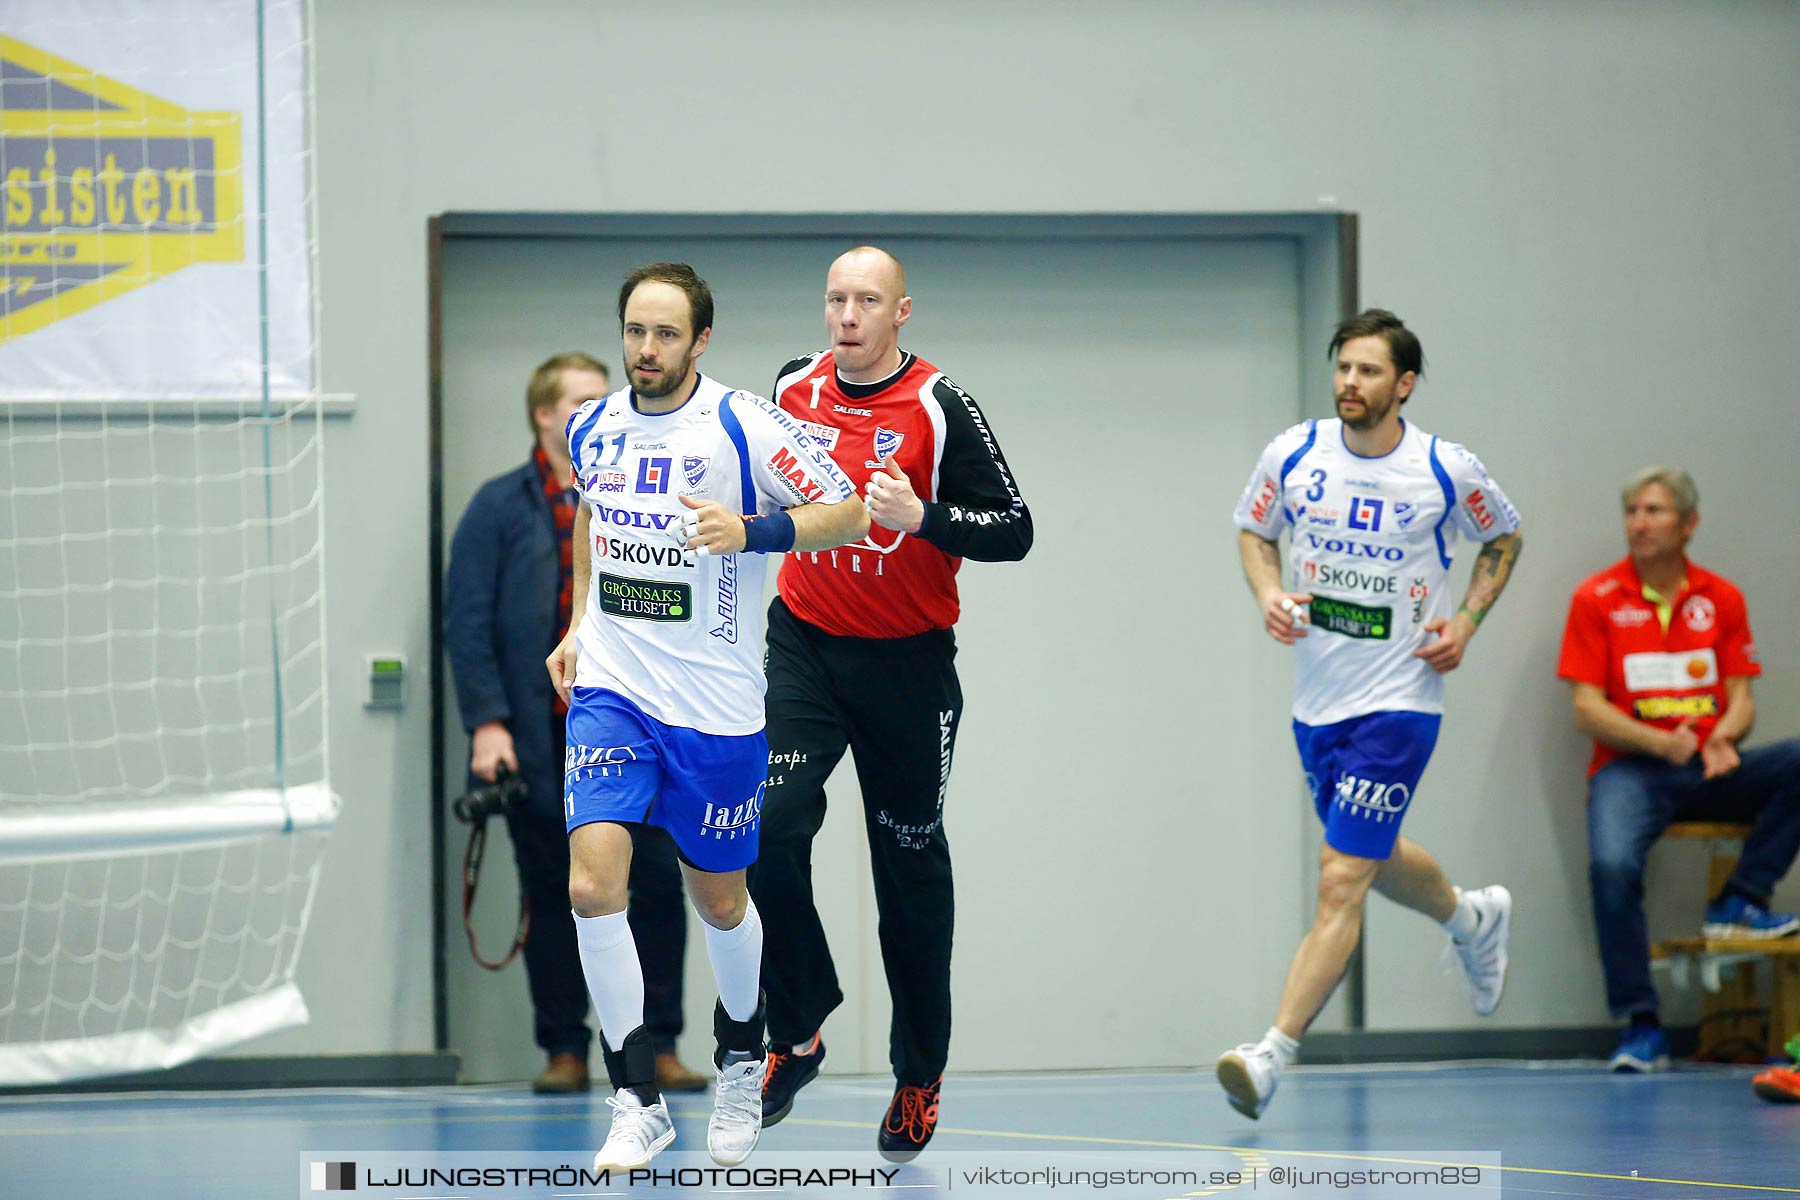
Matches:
[1249,474,1279,525]
[767,446,829,503]
[1302,531,1404,562]
[1464,489,1497,532]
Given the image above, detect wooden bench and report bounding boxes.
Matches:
[1648,822,1800,1058]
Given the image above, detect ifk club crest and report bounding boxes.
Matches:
[873,427,904,461]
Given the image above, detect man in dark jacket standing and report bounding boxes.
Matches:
[446,353,704,1094]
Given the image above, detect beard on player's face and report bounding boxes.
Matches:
[628,347,695,399]
[1336,385,1397,431]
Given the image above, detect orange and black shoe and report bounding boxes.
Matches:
[761,1033,825,1126]
[1753,1066,1800,1103]
[878,1076,941,1162]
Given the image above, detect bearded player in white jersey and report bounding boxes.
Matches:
[1219,309,1525,1120]
[546,263,866,1168]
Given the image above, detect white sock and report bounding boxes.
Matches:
[1260,1026,1300,1068]
[1444,888,1481,941]
[702,896,764,1022]
[573,910,643,1053]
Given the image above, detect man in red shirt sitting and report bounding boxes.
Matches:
[1558,467,1800,1073]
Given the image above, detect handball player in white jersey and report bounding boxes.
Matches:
[1218,309,1525,1119]
[545,264,867,1167]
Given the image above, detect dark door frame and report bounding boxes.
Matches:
[423,211,1361,1050]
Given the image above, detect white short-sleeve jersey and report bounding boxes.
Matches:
[1232,417,1521,725]
[567,375,855,735]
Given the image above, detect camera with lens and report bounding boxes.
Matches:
[452,765,528,824]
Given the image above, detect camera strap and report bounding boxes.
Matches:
[462,818,530,971]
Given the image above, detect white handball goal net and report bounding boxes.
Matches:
[0,0,337,1085]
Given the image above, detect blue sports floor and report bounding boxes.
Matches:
[3,1062,1797,1198]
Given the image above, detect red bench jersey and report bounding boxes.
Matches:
[1557,557,1761,777]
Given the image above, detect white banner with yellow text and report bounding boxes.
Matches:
[0,0,312,401]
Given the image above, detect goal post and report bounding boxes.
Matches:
[0,0,337,1086]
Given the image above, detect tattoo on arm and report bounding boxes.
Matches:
[1239,530,1284,600]
[1458,533,1522,627]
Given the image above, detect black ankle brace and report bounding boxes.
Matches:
[713,993,767,1068]
[600,1025,659,1102]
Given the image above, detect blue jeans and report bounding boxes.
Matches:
[1587,737,1800,1018]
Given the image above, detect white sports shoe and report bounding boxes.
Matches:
[707,1054,767,1166]
[593,1089,675,1172]
[1449,884,1512,1016]
[1215,1043,1281,1120]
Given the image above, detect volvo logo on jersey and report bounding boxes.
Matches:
[701,781,763,841]
[591,500,679,532]
[1303,531,1404,562]
[1334,775,1411,821]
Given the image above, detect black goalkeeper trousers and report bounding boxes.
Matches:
[750,596,963,1085]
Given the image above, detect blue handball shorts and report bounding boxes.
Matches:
[564,687,767,874]
[1293,710,1441,861]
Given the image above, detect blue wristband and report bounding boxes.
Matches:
[740,509,796,553]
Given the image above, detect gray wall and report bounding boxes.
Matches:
[260,0,1800,1064]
